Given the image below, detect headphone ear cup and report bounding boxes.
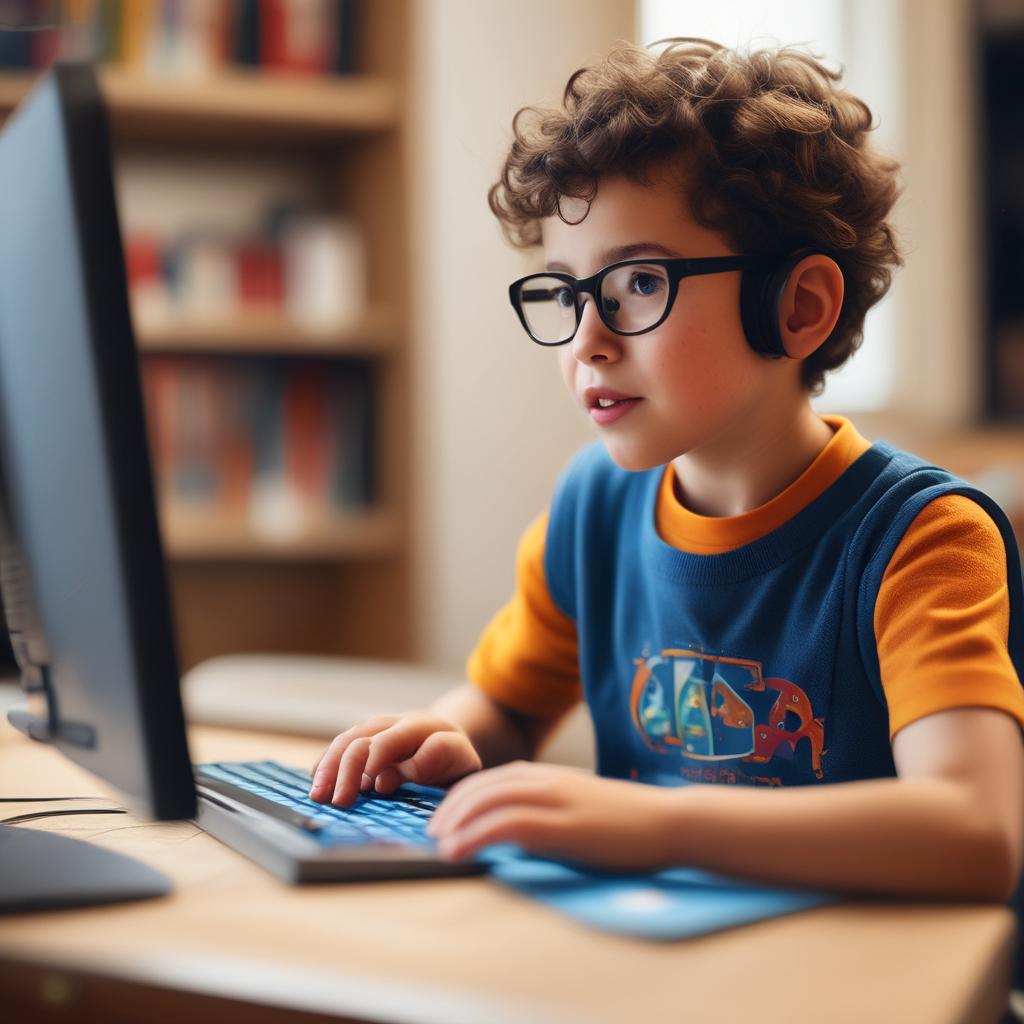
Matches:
[739,262,782,356]
[740,249,820,358]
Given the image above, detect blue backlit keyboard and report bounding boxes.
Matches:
[194,759,486,883]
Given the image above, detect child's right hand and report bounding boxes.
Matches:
[308,713,483,806]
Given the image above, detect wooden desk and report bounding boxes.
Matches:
[0,725,1016,1024]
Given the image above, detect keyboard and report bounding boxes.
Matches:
[194,760,487,883]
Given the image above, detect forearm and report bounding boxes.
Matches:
[428,683,552,768]
[666,776,1020,902]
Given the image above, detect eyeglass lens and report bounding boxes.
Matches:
[517,263,671,343]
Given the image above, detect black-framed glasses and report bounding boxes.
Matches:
[509,255,759,346]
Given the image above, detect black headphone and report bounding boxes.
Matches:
[739,247,838,359]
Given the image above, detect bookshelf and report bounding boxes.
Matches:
[163,504,402,561]
[0,1,415,670]
[0,67,399,142]
[135,307,399,356]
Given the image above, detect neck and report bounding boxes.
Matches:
[670,400,835,518]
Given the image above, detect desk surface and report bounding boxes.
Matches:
[0,724,1015,1024]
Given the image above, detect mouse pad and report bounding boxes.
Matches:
[481,848,836,939]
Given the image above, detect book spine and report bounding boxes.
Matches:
[328,363,373,511]
[120,0,157,69]
[219,365,255,514]
[261,0,331,74]
[334,0,358,74]
[232,0,260,67]
[174,358,219,502]
[141,356,180,499]
[97,0,122,63]
[237,241,283,309]
[0,20,34,67]
[283,364,329,509]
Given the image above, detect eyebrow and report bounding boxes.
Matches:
[544,241,684,275]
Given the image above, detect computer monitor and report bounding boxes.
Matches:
[0,63,196,911]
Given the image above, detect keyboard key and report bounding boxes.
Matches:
[196,760,438,850]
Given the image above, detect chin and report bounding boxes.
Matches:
[600,439,668,473]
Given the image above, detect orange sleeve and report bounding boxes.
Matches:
[466,512,582,719]
[875,494,1024,739]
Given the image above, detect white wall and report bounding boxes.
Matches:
[408,0,636,672]
[883,0,981,428]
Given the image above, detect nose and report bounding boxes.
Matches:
[571,295,622,364]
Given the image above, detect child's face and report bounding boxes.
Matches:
[541,165,803,471]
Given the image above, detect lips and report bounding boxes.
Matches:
[583,386,642,426]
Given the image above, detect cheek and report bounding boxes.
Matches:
[653,305,760,396]
[557,349,577,392]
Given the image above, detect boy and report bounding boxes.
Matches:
[311,39,1024,908]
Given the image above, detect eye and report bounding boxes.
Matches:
[553,286,575,309]
[629,272,664,297]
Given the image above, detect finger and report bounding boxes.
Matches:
[361,717,467,781]
[438,807,564,862]
[392,731,481,788]
[373,765,404,795]
[429,761,541,832]
[428,774,558,838]
[308,717,400,800]
[331,737,373,807]
[309,733,352,800]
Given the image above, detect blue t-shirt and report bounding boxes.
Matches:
[545,439,1024,788]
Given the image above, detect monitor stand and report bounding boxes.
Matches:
[0,825,172,913]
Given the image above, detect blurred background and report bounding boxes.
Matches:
[0,0,1021,685]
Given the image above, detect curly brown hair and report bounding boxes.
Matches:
[487,38,903,394]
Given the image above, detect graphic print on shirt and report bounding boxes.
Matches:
[629,649,826,782]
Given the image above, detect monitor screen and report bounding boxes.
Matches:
[0,63,195,910]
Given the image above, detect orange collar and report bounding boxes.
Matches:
[656,415,873,554]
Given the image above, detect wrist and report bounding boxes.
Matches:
[647,781,699,869]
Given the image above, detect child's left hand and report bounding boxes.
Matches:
[426,761,678,870]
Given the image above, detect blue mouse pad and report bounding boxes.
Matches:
[481,847,835,939]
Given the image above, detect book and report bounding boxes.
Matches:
[260,0,332,75]
[218,363,256,514]
[328,363,373,510]
[120,0,158,68]
[141,356,181,496]
[231,0,260,67]
[237,240,283,309]
[175,358,221,502]
[0,17,34,67]
[334,0,357,74]
[140,354,375,531]
[283,363,330,506]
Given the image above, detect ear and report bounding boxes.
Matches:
[778,255,844,360]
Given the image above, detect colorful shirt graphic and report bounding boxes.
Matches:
[630,649,825,781]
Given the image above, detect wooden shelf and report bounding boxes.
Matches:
[0,67,399,143]
[135,307,398,356]
[160,503,401,562]
[0,1,415,666]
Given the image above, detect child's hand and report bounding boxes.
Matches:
[426,761,677,870]
[308,713,482,806]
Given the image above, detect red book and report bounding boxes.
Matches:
[31,27,63,68]
[260,0,333,74]
[216,366,255,514]
[125,235,163,290]
[283,366,330,505]
[140,357,179,497]
[236,241,283,308]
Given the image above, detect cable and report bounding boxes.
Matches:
[1,808,127,826]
